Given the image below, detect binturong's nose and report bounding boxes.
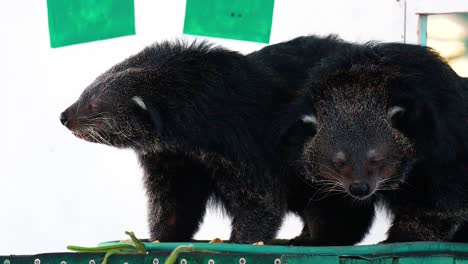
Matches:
[59,111,68,126]
[349,181,371,198]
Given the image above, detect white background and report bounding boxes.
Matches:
[0,0,460,255]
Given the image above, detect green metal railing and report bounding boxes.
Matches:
[4,240,468,264]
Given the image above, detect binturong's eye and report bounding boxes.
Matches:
[332,151,347,170]
[368,158,382,168]
[87,100,99,111]
[367,149,384,168]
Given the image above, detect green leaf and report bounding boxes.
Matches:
[164,245,194,264]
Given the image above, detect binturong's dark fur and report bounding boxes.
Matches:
[275,42,468,245]
[60,40,292,243]
[60,35,352,243]
[248,34,355,236]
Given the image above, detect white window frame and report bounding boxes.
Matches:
[405,0,468,44]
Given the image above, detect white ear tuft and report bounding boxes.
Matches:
[132,96,147,111]
[301,114,318,126]
[387,106,405,121]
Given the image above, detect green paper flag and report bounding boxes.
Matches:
[47,0,135,48]
[183,0,275,43]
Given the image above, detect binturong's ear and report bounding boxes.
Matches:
[272,96,318,149]
[131,96,164,132]
[285,114,318,146]
[387,106,406,129]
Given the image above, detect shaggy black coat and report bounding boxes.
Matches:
[275,42,468,245]
[249,35,354,217]
[59,35,349,243]
[60,40,287,243]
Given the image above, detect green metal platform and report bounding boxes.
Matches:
[3,241,468,264]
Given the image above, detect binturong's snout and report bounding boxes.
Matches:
[59,107,79,131]
[59,111,68,126]
[348,181,371,199]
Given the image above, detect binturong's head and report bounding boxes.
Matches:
[60,41,240,152]
[283,66,416,201]
[59,67,160,149]
[277,42,468,202]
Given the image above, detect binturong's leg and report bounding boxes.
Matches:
[382,206,467,243]
[216,170,286,244]
[290,197,376,246]
[139,152,213,242]
[228,198,285,244]
[451,220,468,242]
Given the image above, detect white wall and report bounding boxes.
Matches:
[1,0,412,255]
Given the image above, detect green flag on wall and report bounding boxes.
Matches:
[47,0,135,48]
[183,0,275,43]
